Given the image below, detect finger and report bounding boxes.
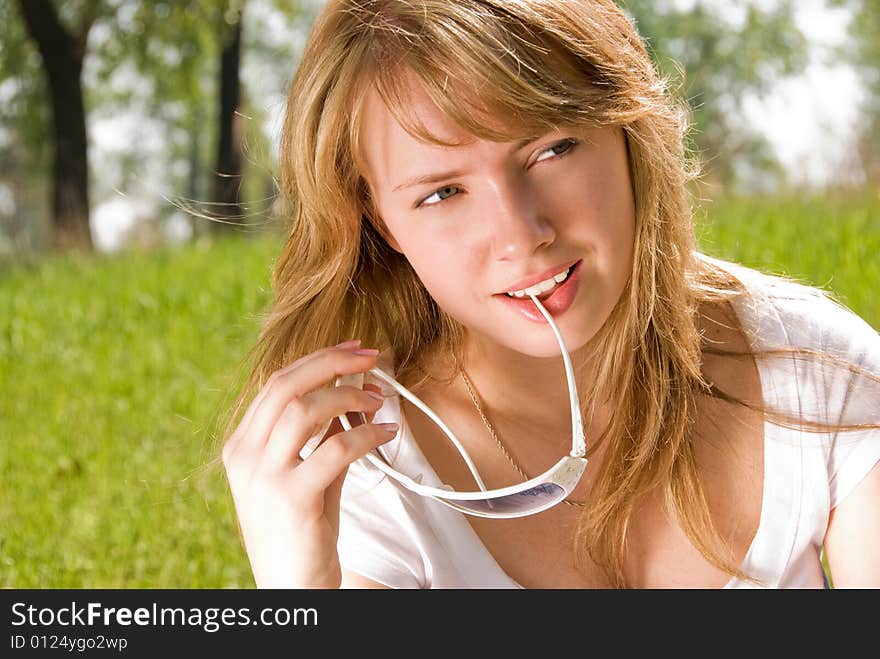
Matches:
[295,422,399,497]
[362,383,383,425]
[319,390,384,528]
[263,385,385,468]
[320,388,380,526]
[224,340,362,457]
[238,345,381,454]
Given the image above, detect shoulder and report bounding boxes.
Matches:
[697,253,879,369]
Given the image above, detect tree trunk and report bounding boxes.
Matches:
[17,0,93,251]
[211,9,244,231]
[187,108,204,238]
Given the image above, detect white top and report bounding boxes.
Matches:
[337,256,880,588]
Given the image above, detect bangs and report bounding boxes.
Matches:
[347,0,629,155]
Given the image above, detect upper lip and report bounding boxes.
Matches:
[496,259,580,294]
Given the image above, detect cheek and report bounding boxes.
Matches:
[391,230,496,331]
[553,155,635,264]
[409,249,456,288]
[395,234,477,300]
[385,214,484,287]
[596,178,636,256]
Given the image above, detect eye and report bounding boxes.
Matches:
[418,185,461,208]
[533,138,579,164]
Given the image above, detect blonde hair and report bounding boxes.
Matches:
[225,0,878,587]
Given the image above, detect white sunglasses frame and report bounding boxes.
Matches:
[336,294,588,518]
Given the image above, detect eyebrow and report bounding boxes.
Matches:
[391,135,541,192]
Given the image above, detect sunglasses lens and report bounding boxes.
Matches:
[439,482,566,516]
[345,410,368,428]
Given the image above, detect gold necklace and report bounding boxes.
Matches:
[459,369,585,508]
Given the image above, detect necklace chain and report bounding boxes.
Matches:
[459,369,585,508]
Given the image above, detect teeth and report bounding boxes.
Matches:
[505,266,571,298]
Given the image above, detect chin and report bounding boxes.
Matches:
[513,332,591,360]
[476,316,592,360]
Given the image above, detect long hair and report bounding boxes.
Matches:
[224,0,879,587]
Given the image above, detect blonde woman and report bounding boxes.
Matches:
[220,0,880,588]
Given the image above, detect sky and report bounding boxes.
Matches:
[89,0,865,251]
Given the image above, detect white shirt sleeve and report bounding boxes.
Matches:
[337,456,428,588]
[770,287,880,509]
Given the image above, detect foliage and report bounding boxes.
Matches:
[0,1,50,179]
[829,0,880,182]
[1,1,317,250]
[87,0,317,220]
[622,0,808,187]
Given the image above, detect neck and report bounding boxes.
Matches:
[459,330,602,439]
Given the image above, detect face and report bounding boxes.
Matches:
[358,72,636,359]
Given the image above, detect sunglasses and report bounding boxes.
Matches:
[336,294,587,518]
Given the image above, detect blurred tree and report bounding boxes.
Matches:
[0,1,49,253]
[94,0,243,237]
[213,1,245,229]
[2,0,312,252]
[622,0,808,189]
[6,1,807,248]
[92,0,312,238]
[11,0,116,250]
[830,0,880,184]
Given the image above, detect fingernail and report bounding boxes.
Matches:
[378,423,399,434]
[336,339,361,349]
[366,390,384,402]
[353,348,380,356]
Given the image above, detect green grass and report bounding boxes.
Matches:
[694,191,880,329]
[0,192,877,587]
[0,233,280,587]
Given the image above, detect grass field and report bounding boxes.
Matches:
[1,192,878,587]
[0,234,280,587]
[693,191,880,328]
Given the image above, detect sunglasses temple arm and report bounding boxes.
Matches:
[341,294,584,490]
[528,294,587,458]
[361,367,492,493]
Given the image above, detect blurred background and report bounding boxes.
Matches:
[0,0,877,587]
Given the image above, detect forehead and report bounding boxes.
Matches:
[359,76,466,181]
[357,69,519,189]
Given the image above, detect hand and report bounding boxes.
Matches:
[221,340,397,588]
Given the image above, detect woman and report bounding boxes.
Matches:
[220,0,880,588]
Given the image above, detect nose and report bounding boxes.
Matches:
[486,178,555,260]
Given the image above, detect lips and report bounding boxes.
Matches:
[496,259,581,296]
[493,259,584,322]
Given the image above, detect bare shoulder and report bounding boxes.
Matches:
[340,568,393,589]
[697,298,763,407]
[824,461,880,587]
